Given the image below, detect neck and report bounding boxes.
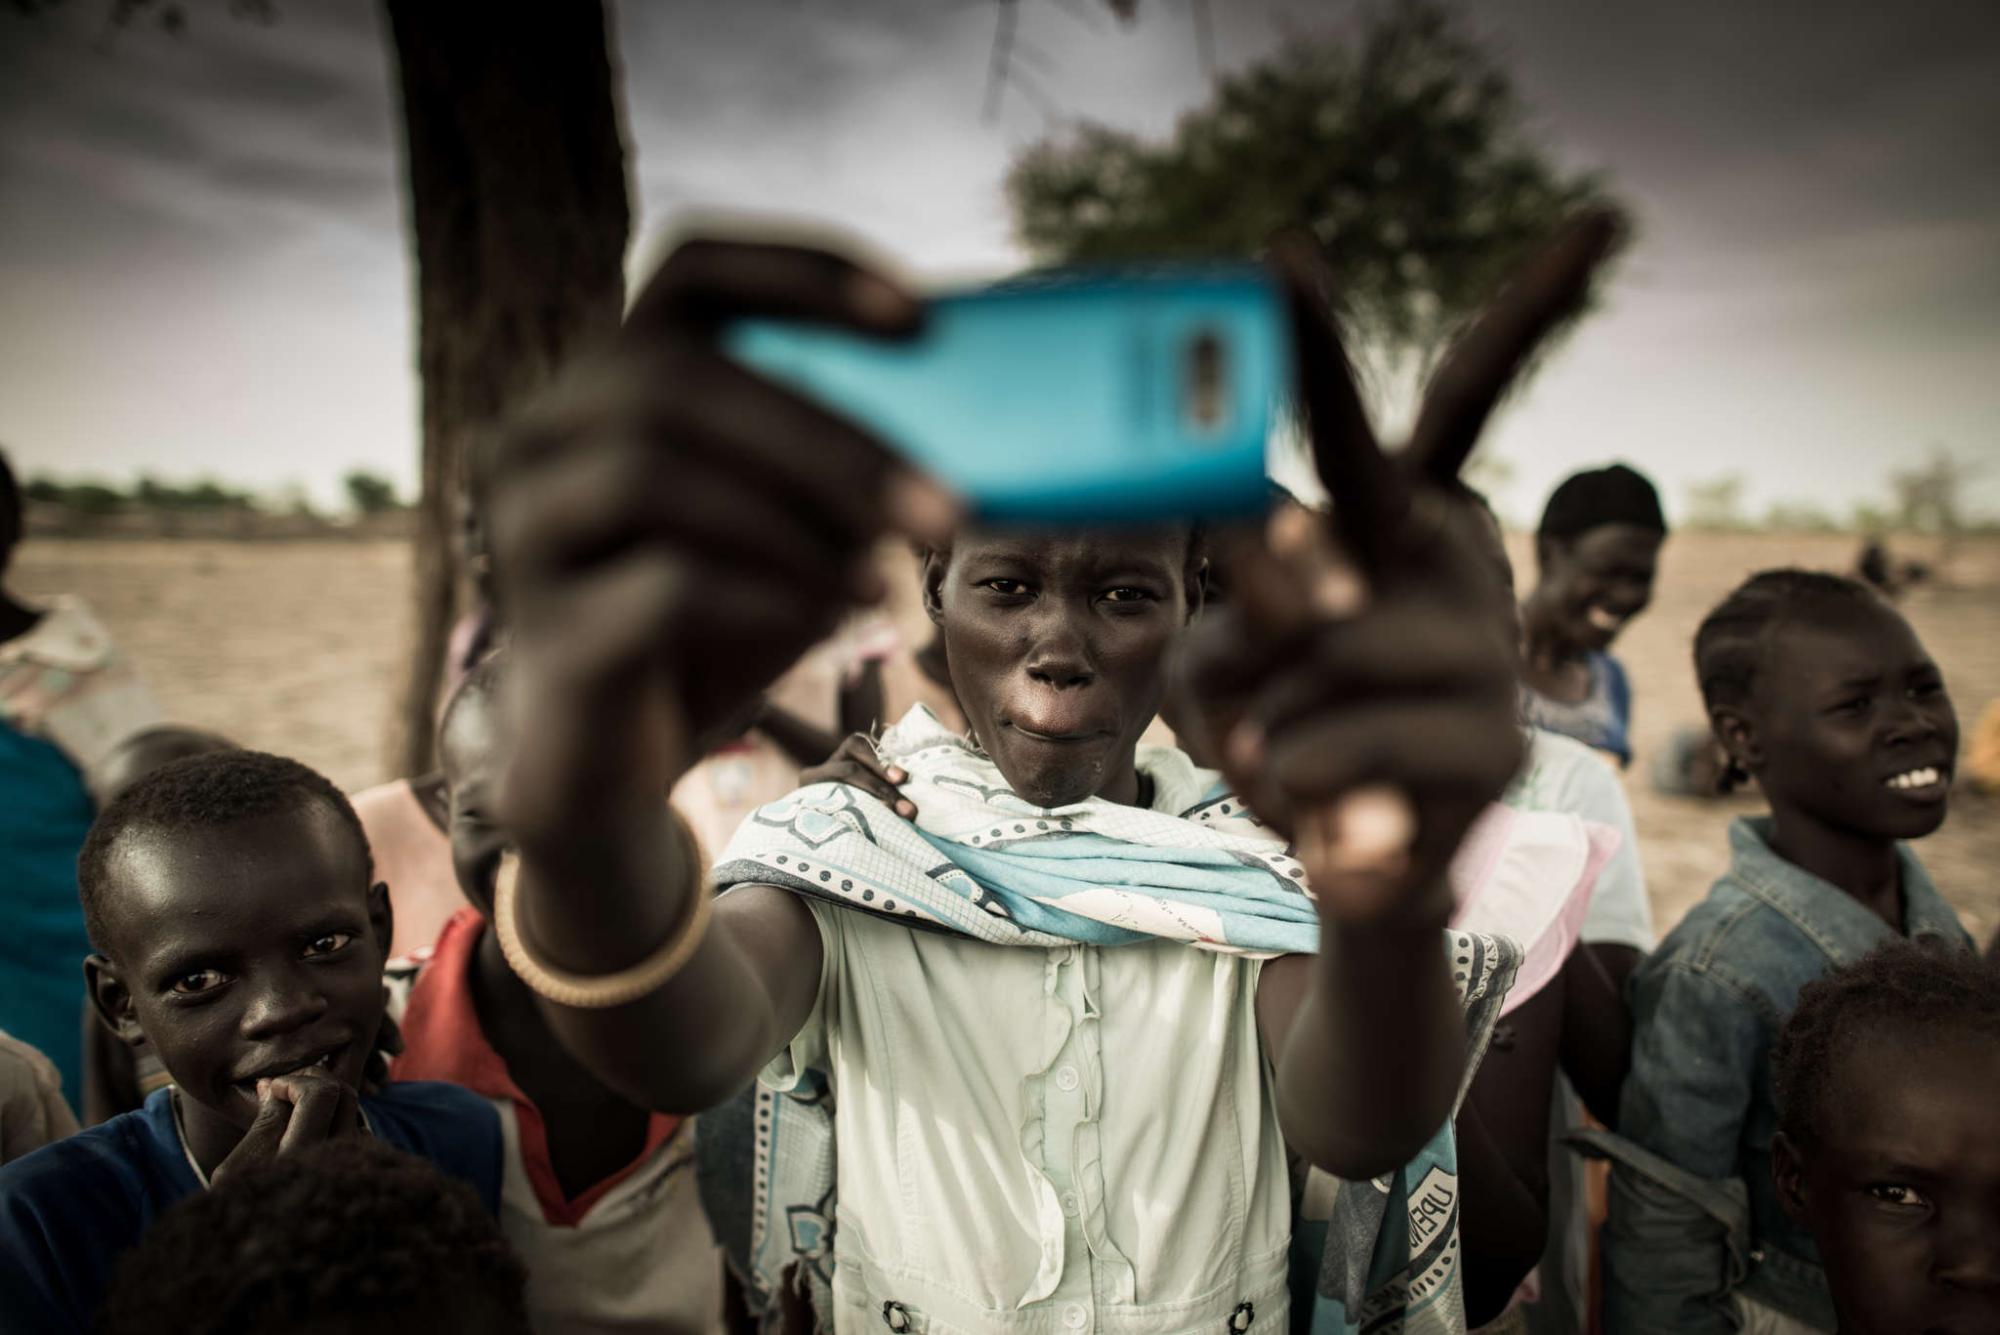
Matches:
[1766,803,1903,926]
[1519,591,1580,669]
[0,589,40,646]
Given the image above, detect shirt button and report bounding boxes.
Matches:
[1062,1303,1088,1329]
[1060,1191,1079,1216]
[1055,1065,1080,1092]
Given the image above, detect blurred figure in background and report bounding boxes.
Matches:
[0,449,159,1112]
[1519,464,1667,768]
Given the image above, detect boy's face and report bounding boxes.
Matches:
[1736,601,1957,842]
[1777,1028,2000,1335]
[925,527,1194,809]
[86,804,389,1130]
[1536,522,1660,651]
[440,688,508,917]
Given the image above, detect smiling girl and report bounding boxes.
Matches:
[1518,464,1668,767]
[1600,570,1976,1334]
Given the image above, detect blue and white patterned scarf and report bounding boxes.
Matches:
[702,707,1556,1333]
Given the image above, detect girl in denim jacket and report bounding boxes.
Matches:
[1597,570,1973,1334]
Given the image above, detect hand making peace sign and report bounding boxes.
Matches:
[1175,211,1625,930]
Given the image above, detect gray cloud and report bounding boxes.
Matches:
[0,0,1994,520]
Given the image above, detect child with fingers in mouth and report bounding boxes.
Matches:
[0,750,502,1335]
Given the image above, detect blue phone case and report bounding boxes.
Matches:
[725,264,1290,524]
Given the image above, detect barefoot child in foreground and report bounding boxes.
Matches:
[0,751,502,1334]
[1600,571,1974,1334]
[486,219,1618,1333]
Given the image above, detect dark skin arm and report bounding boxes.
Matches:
[1182,213,1625,1178]
[1560,940,1639,1127]
[1455,979,1564,1324]
[489,240,949,1112]
[753,700,845,769]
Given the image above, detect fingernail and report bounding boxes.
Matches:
[886,473,960,547]
[1332,786,1416,867]
[896,800,916,817]
[1227,721,1264,771]
[887,767,907,783]
[848,272,917,327]
[1311,563,1368,619]
[256,1078,272,1098]
[1267,505,1315,557]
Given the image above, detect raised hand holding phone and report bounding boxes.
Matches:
[488,239,958,856]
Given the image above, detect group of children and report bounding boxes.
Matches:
[0,223,1994,1335]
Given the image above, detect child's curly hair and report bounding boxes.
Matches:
[77,749,372,952]
[1772,940,2000,1151]
[95,1138,528,1335]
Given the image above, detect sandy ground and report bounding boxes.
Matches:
[15,531,1998,943]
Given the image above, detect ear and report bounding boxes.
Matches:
[1710,705,1762,774]
[1772,1131,1810,1227]
[367,881,395,958]
[920,547,949,627]
[84,954,146,1046]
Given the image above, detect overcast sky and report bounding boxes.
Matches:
[2,0,1996,522]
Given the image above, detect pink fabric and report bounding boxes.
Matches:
[1450,805,1620,1017]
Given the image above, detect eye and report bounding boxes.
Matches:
[980,578,1030,597]
[303,932,356,958]
[1908,675,1944,700]
[1867,1183,1930,1210]
[169,968,228,996]
[1830,695,1871,717]
[1102,586,1155,605]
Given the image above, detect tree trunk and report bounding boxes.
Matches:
[381,0,630,777]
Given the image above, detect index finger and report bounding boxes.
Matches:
[1266,232,1404,575]
[1403,209,1625,486]
[624,236,923,343]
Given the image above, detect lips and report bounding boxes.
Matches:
[1001,692,1116,743]
[230,1039,352,1094]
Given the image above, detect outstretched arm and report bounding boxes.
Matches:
[1191,212,1623,1179]
[488,238,954,1112]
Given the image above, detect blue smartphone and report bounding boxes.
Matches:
[725,264,1291,525]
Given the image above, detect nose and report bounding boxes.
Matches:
[1024,607,1095,690]
[239,966,328,1040]
[1881,693,1945,748]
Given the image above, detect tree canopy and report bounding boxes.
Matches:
[1006,2,1622,363]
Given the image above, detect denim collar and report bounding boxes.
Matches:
[1728,815,1963,966]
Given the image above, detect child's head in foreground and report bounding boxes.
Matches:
[1695,569,1956,835]
[1772,942,2000,1334]
[95,1136,529,1335]
[78,751,391,1142]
